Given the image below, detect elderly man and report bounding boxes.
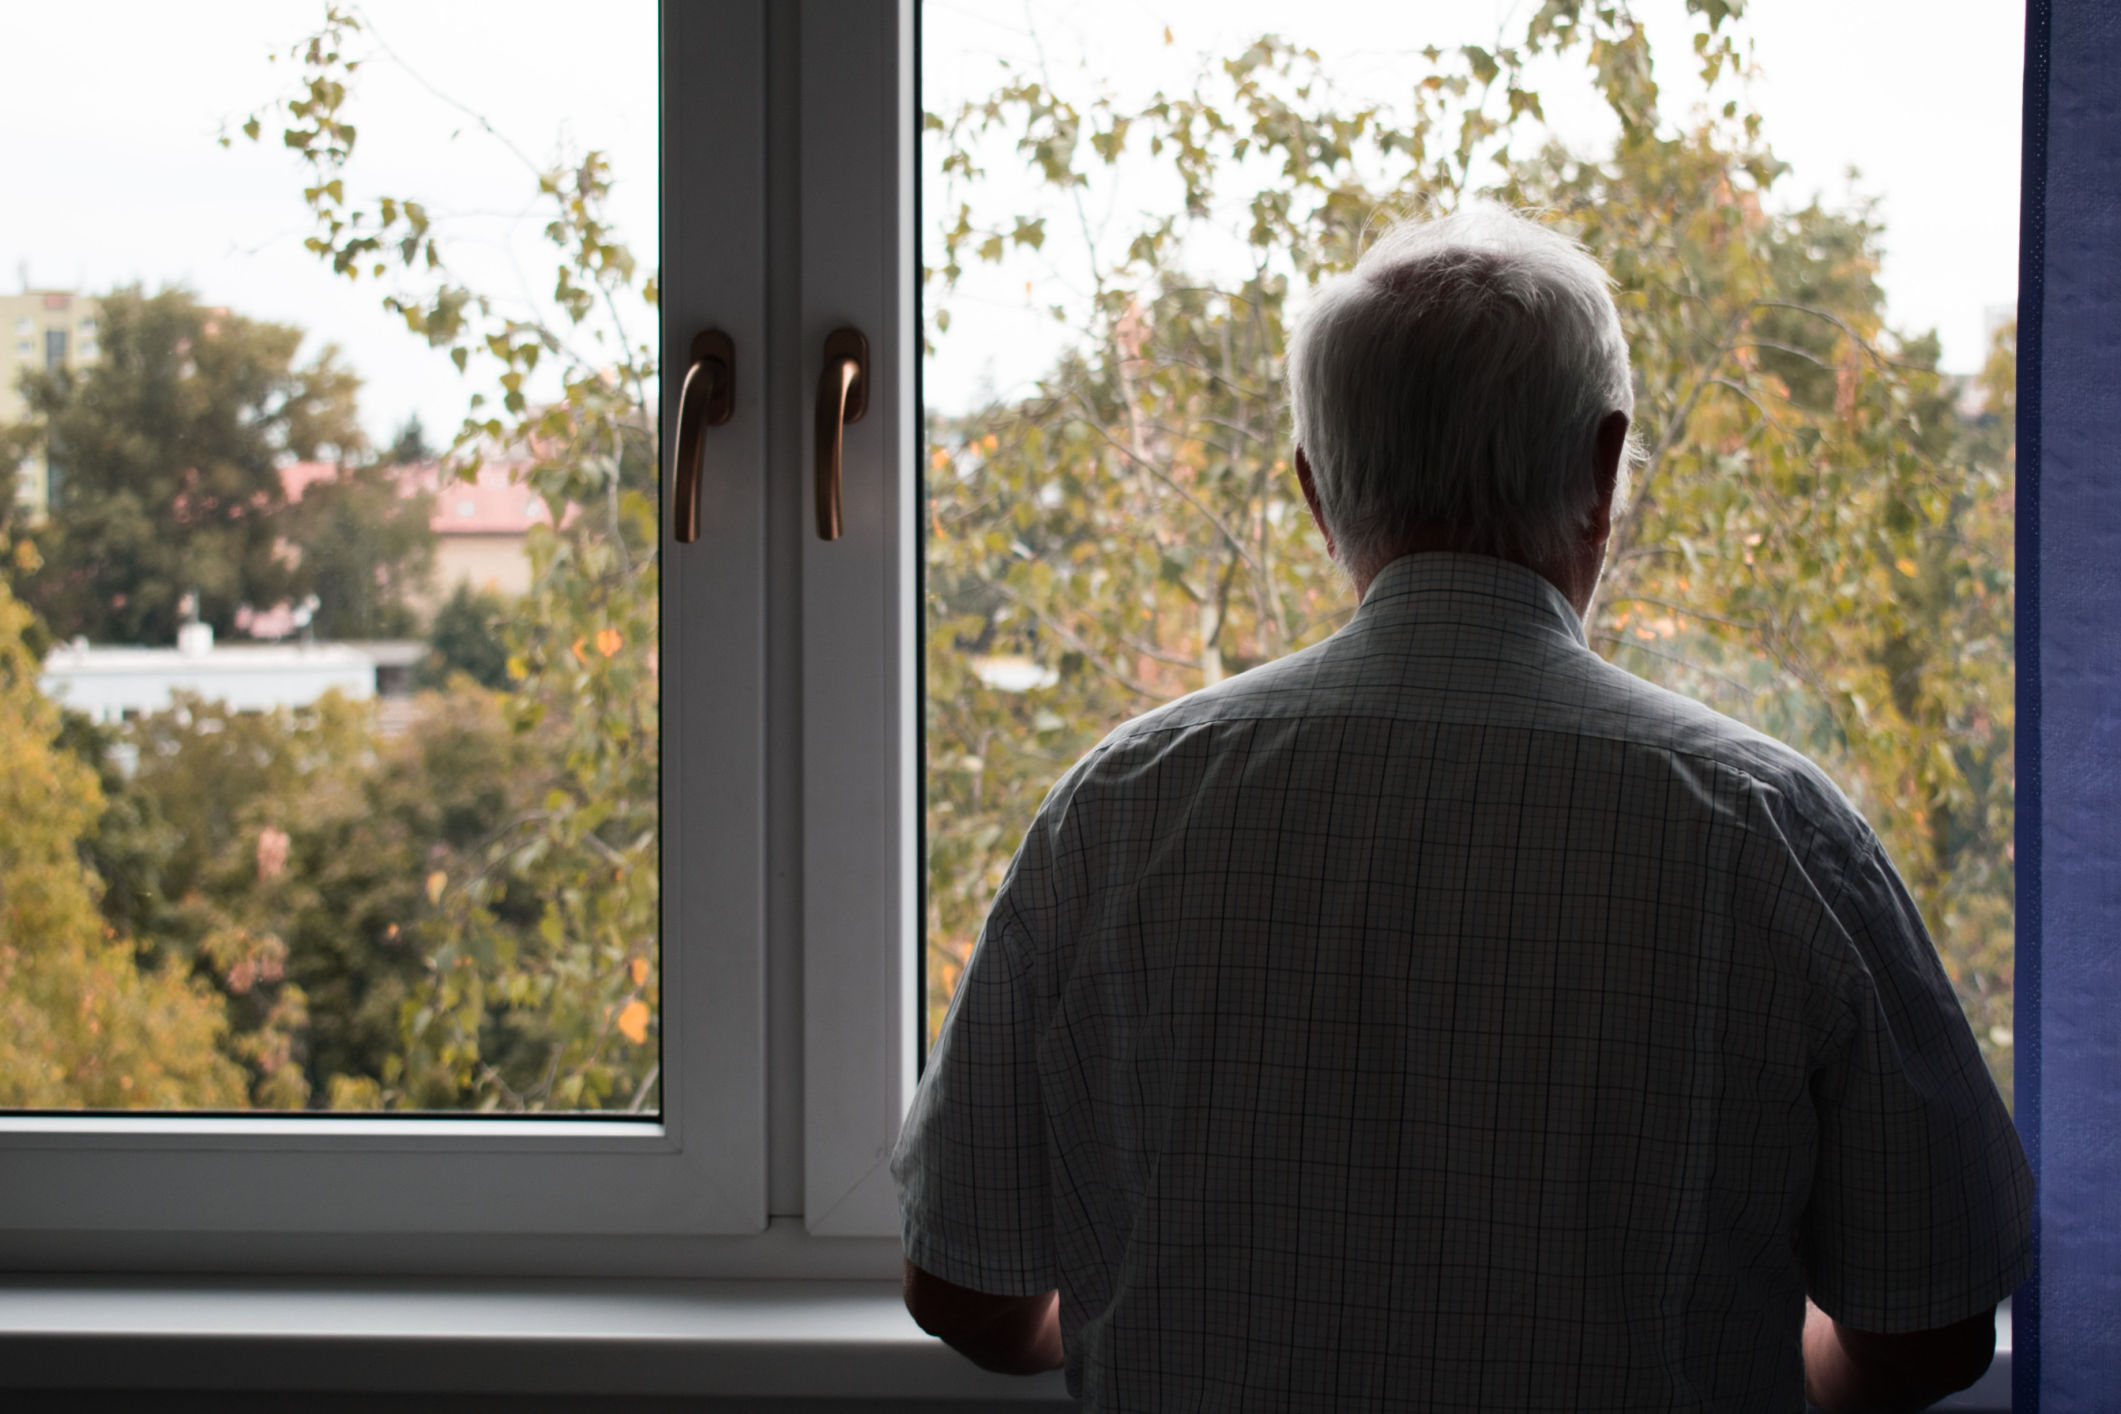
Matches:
[891,207,2031,1412]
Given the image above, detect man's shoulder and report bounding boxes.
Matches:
[1068,626,1873,853]
[1105,632,1342,735]
[1019,642,1341,828]
[1580,655,1875,852]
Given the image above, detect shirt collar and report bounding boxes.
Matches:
[1351,552,1590,650]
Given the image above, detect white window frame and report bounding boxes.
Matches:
[0,0,920,1278]
[798,0,923,1240]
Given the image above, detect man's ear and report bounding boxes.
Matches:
[1294,448,1337,560]
[1585,410,1630,547]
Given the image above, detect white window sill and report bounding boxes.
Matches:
[0,1278,1073,1404]
[0,1279,2011,1411]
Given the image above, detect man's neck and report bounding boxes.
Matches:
[1355,538,1599,621]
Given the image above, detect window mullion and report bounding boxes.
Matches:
[797,0,921,1238]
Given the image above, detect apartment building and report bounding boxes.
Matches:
[0,288,101,518]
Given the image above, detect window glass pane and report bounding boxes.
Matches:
[921,1,2020,1107]
[0,1,660,1113]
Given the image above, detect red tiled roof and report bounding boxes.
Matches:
[279,461,340,502]
[281,459,553,536]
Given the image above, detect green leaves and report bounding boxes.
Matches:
[214,7,667,1112]
[0,584,248,1109]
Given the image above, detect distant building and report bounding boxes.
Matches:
[40,621,378,726]
[281,457,551,618]
[399,459,552,608]
[0,290,102,517]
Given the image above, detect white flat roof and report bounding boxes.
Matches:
[42,644,379,676]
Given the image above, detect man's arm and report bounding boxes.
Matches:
[1802,1300,1997,1414]
[1794,834,2031,1412]
[903,1258,1063,1375]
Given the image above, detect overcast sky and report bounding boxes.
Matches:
[2,0,659,451]
[1,1,2021,444]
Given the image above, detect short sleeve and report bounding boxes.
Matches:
[1803,836,2034,1332]
[890,882,1056,1297]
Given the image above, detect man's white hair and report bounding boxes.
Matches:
[1286,205,1638,578]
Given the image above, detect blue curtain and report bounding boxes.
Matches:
[2017,1,2121,1407]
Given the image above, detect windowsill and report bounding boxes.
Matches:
[0,1278,2011,1410]
[0,1277,1073,1403]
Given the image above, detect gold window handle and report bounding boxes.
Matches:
[671,329,736,544]
[813,327,869,541]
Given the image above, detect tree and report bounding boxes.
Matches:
[386,413,433,465]
[62,694,344,1108]
[0,578,245,1108]
[65,682,551,1108]
[9,287,365,645]
[243,5,661,1111]
[418,582,512,691]
[285,459,436,640]
[920,5,2016,1099]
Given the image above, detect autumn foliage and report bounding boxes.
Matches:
[0,580,245,1107]
[0,1,2014,1111]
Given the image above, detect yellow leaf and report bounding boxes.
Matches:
[629,956,649,986]
[1895,557,1919,577]
[595,627,623,657]
[617,999,650,1045]
[425,871,447,905]
[505,654,529,681]
[1162,24,1174,43]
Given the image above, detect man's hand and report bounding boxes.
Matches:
[902,1258,1064,1375]
[1802,1300,1997,1413]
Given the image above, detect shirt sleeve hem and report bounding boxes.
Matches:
[1809,1247,2034,1335]
[900,1224,1058,1300]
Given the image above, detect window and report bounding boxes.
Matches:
[8,6,663,1119]
[0,0,903,1271]
[917,3,2024,1124]
[4,10,2110,1394]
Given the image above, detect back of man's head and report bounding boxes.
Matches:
[1286,205,1638,581]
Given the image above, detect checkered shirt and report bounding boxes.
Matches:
[894,552,2032,1412]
